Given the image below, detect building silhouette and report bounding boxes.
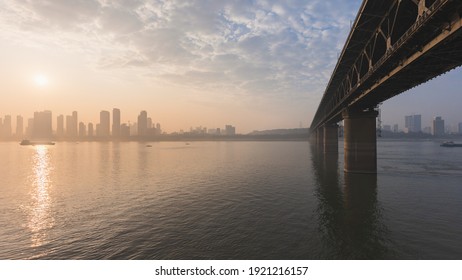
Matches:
[99,110,110,137]
[88,123,94,138]
[57,115,64,137]
[112,108,120,138]
[79,122,86,138]
[16,115,23,138]
[404,114,421,133]
[33,111,52,139]
[66,111,78,138]
[432,116,445,136]
[138,111,147,136]
[2,115,12,138]
[225,125,236,135]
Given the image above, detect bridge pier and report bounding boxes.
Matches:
[342,109,378,174]
[323,124,338,154]
[316,127,324,148]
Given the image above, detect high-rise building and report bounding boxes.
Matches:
[100,110,110,137]
[112,108,120,138]
[16,115,23,138]
[66,115,73,138]
[156,123,161,135]
[33,111,52,139]
[393,124,398,133]
[138,111,148,136]
[432,116,445,136]
[57,115,64,137]
[72,111,78,137]
[147,118,152,130]
[26,118,34,137]
[225,125,236,135]
[404,114,421,133]
[88,123,94,138]
[66,111,78,138]
[79,122,86,138]
[459,122,462,135]
[121,123,130,138]
[3,115,12,138]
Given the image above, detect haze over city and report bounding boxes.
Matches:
[1,0,461,133]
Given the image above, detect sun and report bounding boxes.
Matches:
[34,74,49,87]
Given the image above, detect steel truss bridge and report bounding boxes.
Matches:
[310,0,462,173]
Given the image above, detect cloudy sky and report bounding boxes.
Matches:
[0,0,461,133]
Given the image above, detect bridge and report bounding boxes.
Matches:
[310,0,462,173]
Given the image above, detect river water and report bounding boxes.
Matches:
[0,140,461,259]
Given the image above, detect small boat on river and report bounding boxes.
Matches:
[20,140,55,146]
[440,141,462,147]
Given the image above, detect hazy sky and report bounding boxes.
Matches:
[0,0,461,133]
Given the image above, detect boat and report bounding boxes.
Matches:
[20,140,55,146]
[440,141,462,147]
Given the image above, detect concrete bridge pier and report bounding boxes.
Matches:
[316,127,324,149]
[342,109,378,173]
[323,124,338,154]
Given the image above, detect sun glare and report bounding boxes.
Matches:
[34,74,49,87]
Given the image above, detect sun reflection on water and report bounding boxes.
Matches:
[27,145,54,248]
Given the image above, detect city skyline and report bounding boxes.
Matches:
[1,107,461,140]
[0,108,244,139]
[1,1,461,133]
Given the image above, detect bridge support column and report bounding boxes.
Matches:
[342,109,378,173]
[317,127,324,148]
[323,124,338,154]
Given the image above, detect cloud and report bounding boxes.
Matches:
[0,0,362,102]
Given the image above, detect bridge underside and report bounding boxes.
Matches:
[310,0,462,173]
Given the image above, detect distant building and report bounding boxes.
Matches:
[72,111,78,137]
[99,110,110,137]
[79,122,86,138]
[121,123,130,138]
[16,115,23,138]
[112,108,120,138]
[138,111,147,136]
[26,118,34,137]
[33,111,52,139]
[423,127,432,134]
[3,115,12,138]
[404,114,421,133]
[393,124,398,133]
[459,122,462,135]
[66,111,78,138]
[57,115,64,137]
[382,125,391,132]
[88,123,94,138]
[156,123,161,135]
[432,116,445,136]
[225,125,236,135]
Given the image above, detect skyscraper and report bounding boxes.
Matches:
[112,108,120,138]
[57,115,64,137]
[16,115,23,138]
[33,111,52,139]
[72,111,78,137]
[66,111,78,138]
[88,123,94,138]
[432,116,445,136]
[404,114,421,133]
[100,111,110,137]
[3,115,12,138]
[79,122,86,138]
[137,111,148,136]
[225,125,236,135]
